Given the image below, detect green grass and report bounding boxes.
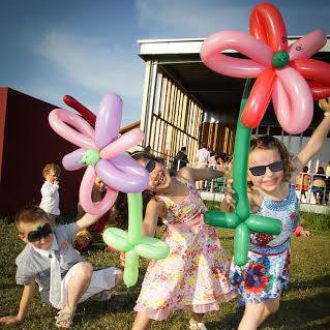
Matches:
[0,219,329,330]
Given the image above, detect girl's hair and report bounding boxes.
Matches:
[317,167,325,175]
[42,163,61,179]
[250,135,295,181]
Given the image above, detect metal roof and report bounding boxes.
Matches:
[138,37,330,129]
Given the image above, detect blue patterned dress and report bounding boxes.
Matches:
[230,184,299,305]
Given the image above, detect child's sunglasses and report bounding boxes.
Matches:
[249,160,284,176]
[145,159,156,173]
[27,223,53,242]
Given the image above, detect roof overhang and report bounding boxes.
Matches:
[138,36,330,130]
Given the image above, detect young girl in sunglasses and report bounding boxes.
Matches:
[225,98,330,330]
[128,152,235,330]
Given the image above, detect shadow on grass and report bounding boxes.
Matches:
[289,274,330,291]
[206,292,330,330]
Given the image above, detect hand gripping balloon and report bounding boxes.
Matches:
[103,193,169,287]
[201,3,330,135]
[48,93,149,215]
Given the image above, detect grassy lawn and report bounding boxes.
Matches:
[0,216,329,330]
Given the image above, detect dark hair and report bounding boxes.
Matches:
[180,146,186,152]
[317,167,325,174]
[250,135,295,181]
[216,152,231,163]
[302,166,309,172]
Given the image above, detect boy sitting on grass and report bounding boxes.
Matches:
[0,205,122,328]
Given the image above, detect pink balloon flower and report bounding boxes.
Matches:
[49,93,149,215]
[201,3,330,134]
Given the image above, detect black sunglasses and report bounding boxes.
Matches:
[27,223,53,242]
[249,160,284,176]
[145,159,156,173]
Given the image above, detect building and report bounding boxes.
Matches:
[138,36,330,171]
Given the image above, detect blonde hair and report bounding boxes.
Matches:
[15,205,48,233]
[42,163,61,179]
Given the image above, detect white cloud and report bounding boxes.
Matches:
[27,29,145,124]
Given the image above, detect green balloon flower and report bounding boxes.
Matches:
[103,193,169,287]
[204,79,282,266]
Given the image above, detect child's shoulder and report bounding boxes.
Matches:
[15,244,35,266]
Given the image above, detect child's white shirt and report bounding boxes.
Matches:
[39,181,60,215]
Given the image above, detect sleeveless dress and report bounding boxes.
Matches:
[134,178,235,320]
[230,184,299,305]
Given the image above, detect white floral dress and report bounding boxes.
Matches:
[134,178,235,320]
[230,184,299,305]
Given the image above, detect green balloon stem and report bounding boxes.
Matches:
[233,79,253,220]
[127,193,143,245]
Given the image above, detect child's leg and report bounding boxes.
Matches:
[238,297,280,330]
[132,312,152,330]
[189,312,206,329]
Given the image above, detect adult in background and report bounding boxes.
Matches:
[173,147,189,171]
[195,143,210,190]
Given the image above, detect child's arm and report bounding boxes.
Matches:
[179,166,223,182]
[142,199,162,237]
[75,212,103,230]
[297,98,330,167]
[0,281,36,325]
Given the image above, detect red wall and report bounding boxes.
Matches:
[0,88,83,216]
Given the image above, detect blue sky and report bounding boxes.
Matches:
[0,0,329,125]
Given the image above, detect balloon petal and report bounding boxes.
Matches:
[135,238,170,259]
[63,95,96,128]
[100,128,145,159]
[200,31,272,78]
[48,109,96,150]
[79,166,118,215]
[309,82,330,100]
[241,69,275,128]
[289,30,327,60]
[245,215,282,235]
[275,67,313,134]
[95,159,148,193]
[250,3,288,51]
[103,228,132,251]
[291,58,330,86]
[95,93,123,149]
[234,223,250,266]
[112,153,149,177]
[204,211,241,228]
[123,250,139,288]
[62,148,86,171]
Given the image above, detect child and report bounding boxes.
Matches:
[0,205,122,328]
[127,152,235,330]
[224,98,330,330]
[39,163,61,226]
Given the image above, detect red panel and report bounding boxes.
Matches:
[0,88,82,216]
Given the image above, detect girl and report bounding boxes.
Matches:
[129,152,235,330]
[225,98,330,330]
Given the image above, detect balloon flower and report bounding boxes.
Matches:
[199,2,330,266]
[103,194,169,287]
[201,3,330,135]
[48,93,149,215]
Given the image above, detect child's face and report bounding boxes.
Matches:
[138,159,171,192]
[19,220,54,250]
[45,169,57,184]
[248,148,284,192]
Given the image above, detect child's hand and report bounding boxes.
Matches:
[319,97,330,113]
[302,229,312,239]
[120,252,125,267]
[0,315,22,325]
[224,179,236,208]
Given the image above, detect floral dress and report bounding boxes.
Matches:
[230,184,299,305]
[134,178,235,320]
